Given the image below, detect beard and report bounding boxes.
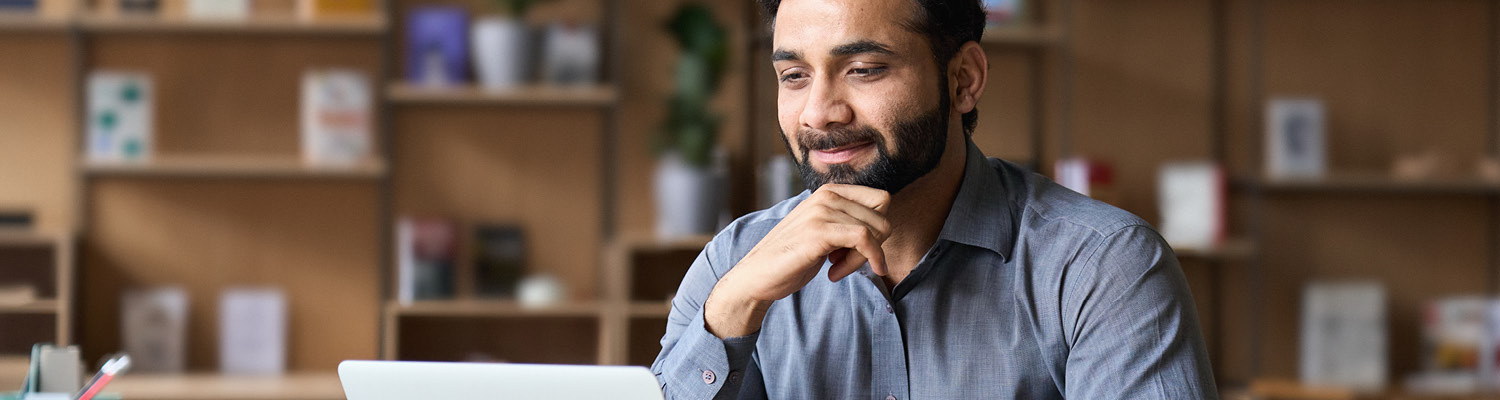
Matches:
[784,87,950,195]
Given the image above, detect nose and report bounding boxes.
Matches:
[799,75,853,131]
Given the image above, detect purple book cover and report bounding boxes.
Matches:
[405,6,469,86]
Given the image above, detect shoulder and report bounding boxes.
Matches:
[1011,165,1171,273]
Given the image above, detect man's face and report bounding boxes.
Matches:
[772,0,950,194]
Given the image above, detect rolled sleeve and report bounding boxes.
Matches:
[1061,225,1218,399]
[651,234,761,399]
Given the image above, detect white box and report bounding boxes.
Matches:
[1301,281,1387,391]
[87,71,154,163]
[1157,161,1225,251]
[219,287,287,375]
[1266,97,1327,179]
[301,69,373,166]
[186,0,249,20]
[121,287,188,373]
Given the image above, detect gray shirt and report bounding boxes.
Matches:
[651,141,1218,399]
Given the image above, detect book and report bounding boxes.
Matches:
[186,0,249,20]
[87,71,154,163]
[1054,157,1118,205]
[219,287,287,375]
[298,0,374,20]
[404,6,470,87]
[300,69,372,166]
[121,287,188,373]
[474,224,525,298]
[1300,281,1387,391]
[1266,97,1327,179]
[396,217,455,303]
[1157,161,1226,251]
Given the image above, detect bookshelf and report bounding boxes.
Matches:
[0,231,74,355]
[76,14,387,35]
[82,155,387,180]
[386,83,619,107]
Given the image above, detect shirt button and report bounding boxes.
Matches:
[885,305,893,314]
[702,369,716,384]
[728,370,741,384]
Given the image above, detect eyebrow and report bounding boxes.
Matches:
[770,40,896,62]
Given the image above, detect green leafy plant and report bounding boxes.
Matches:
[653,3,729,168]
[485,0,555,17]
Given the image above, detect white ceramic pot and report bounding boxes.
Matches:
[471,16,530,89]
[654,151,721,239]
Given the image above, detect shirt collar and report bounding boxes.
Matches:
[935,140,1018,261]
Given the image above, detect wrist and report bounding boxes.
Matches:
[704,280,771,339]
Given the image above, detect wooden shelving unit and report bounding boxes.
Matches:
[386,83,619,107]
[1245,174,1500,195]
[82,155,387,180]
[388,300,604,318]
[77,14,386,35]
[0,231,74,354]
[0,14,72,32]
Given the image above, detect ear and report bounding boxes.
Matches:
[948,41,988,114]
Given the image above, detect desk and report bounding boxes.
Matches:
[106,373,344,400]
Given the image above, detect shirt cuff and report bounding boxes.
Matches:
[660,307,760,399]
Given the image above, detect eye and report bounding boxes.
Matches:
[779,72,808,83]
[849,66,888,78]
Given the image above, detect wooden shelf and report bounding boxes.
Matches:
[78,14,386,35]
[0,229,62,246]
[1174,237,1255,260]
[83,155,386,180]
[107,372,344,400]
[0,299,58,314]
[0,14,71,32]
[386,83,619,107]
[389,300,604,318]
[626,301,672,318]
[982,24,1063,48]
[1248,379,1500,400]
[1243,173,1500,195]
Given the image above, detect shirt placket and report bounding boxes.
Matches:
[863,268,910,400]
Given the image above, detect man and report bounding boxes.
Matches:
[651,0,1217,398]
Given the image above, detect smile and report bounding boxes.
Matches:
[810,141,875,165]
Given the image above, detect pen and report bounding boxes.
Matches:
[74,353,131,400]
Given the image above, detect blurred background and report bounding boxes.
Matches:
[0,0,1496,399]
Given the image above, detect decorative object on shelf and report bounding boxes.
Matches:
[1391,150,1456,181]
[36,344,81,394]
[472,0,553,89]
[300,69,373,166]
[1053,156,1118,205]
[119,0,160,15]
[0,285,36,306]
[1405,296,1496,394]
[297,0,374,21]
[186,0,250,20]
[1156,161,1225,252]
[473,224,525,298]
[1266,97,1327,179]
[405,6,470,87]
[0,209,32,228]
[396,217,456,303]
[1299,281,1386,392]
[86,71,153,164]
[0,0,37,13]
[1478,157,1500,182]
[758,155,799,209]
[653,3,728,239]
[538,21,600,86]
[218,287,287,375]
[982,0,1025,27]
[516,274,565,308]
[120,287,187,373]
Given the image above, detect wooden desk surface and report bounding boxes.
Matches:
[105,372,344,400]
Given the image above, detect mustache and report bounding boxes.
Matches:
[796,126,885,152]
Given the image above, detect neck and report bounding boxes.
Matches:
[879,136,968,286]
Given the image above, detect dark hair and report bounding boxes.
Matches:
[758,0,986,137]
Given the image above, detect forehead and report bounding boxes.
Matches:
[771,0,921,54]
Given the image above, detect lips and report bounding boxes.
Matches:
[810,141,874,165]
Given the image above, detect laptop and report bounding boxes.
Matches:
[338,360,666,400]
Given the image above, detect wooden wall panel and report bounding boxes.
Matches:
[88,36,383,156]
[0,35,75,233]
[391,107,604,300]
[81,180,381,371]
[1070,0,1214,224]
[1255,195,1490,380]
[971,51,1036,164]
[1260,0,1490,174]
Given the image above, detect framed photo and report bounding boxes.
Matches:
[1265,97,1327,179]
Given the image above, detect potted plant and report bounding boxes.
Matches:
[472,0,552,89]
[652,3,728,238]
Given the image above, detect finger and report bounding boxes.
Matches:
[816,184,891,212]
[815,209,889,275]
[822,222,886,281]
[827,250,869,282]
[819,196,891,240]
